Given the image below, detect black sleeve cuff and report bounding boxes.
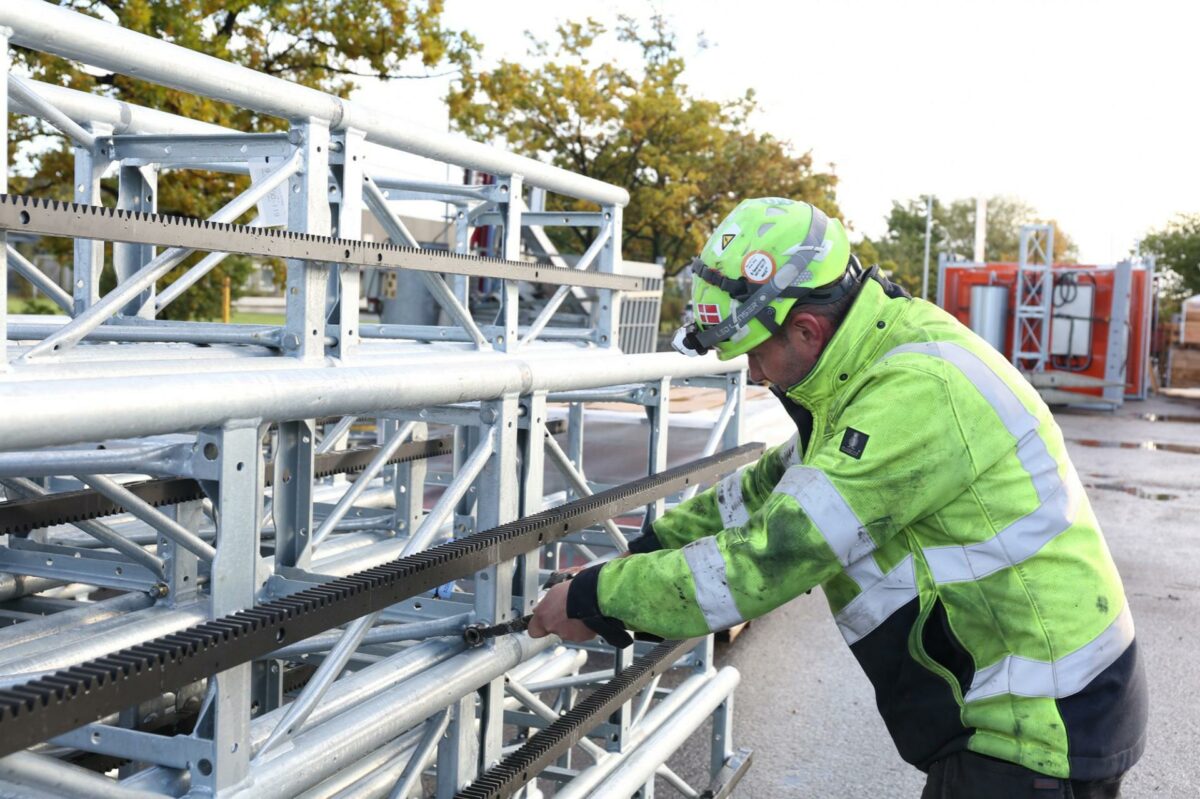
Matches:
[566,564,633,648]
[626,529,663,554]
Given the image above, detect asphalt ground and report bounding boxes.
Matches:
[629,394,1200,798]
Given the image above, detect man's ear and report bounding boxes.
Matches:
[787,311,823,345]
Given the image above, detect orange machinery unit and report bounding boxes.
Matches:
[937,257,1155,406]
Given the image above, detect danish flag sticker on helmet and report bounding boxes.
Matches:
[696,304,722,325]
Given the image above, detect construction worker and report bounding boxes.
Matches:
[528,198,1147,798]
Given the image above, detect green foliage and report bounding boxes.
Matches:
[1141,213,1200,313]
[9,0,476,320]
[447,16,839,275]
[858,196,1078,297]
[16,297,64,316]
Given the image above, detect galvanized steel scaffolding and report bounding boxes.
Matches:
[0,2,754,797]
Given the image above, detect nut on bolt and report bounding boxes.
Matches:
[463,623,487,648]
[150,582,170,599]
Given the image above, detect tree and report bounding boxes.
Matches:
[859,195,1078,297]
[1141,214,1200,312]
[9,1,477,320]
[447,16,839,275]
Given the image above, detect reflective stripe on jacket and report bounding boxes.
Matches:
[587,277,1147,779]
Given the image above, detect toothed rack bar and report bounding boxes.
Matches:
[0,194,642,291]
[456,639,696,799]
[0,443,761,757]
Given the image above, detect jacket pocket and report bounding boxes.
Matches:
[920,596,976,700]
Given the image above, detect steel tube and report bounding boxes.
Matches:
[0,439,188,478]
[386,708,449,799]
[552,669,726,799]
[0,573,63,602]
[256,637,457,749]
[519,223,612,349]
[360,324,594,343]
[270,612,474,659]
[543,431,628,551]
[256,610,379,759]
[0,477,166,576]
[294,726,425,799]
[229,634,557,798]
[0,2,628,206]
[17,148,302,360]
[504,677,605,760]
[6,73,96,148]
[0,751,163,799]
[584,667,741,797]
[399,430,494,556]
[10,79,227,137]
[362,176,488,348]
[311,421,415,548]
[317,416,359,455]
[6,244,74,312]
[0,602,205,681]
[0,590,152,653]
[6,320,287,347]
[152,220,263,313]
[0,350,741,452]
[78,473,216,562]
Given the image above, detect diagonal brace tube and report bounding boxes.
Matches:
[399,428,495,556]
[255,609,377,761]
[543,431,628,552]
[153,217,263,313]
[269,611,474,659]
[519,220,612,349]
[362,175,489,348]
[19,148,301,360]
[77,473,216,562]
[6,244,74,313]
[387,708,451,799]
[311,421,415,548]
[0,477,165,578]
[7,73,96,148]
[316,415,358,455]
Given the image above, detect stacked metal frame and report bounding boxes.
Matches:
[0,3,754,797]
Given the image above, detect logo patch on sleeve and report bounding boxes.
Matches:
[839,428,869,459]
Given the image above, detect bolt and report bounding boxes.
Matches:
[282,332,302,350]
[150,582,170,599]
[480,407,498,424]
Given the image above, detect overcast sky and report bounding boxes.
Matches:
[353,0,1197,264]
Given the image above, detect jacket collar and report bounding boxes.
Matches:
[783,277,904,411]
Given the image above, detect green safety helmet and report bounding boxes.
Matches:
[672,197,854,360]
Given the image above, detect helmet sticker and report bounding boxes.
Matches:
[711,221,741,256]
[741,250,776,284]
[696,303,722,325]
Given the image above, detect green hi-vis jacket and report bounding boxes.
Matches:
[570,277,1147,780]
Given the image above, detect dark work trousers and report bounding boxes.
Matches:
[922,751,1124,799]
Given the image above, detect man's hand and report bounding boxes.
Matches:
[527,581,597,643]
